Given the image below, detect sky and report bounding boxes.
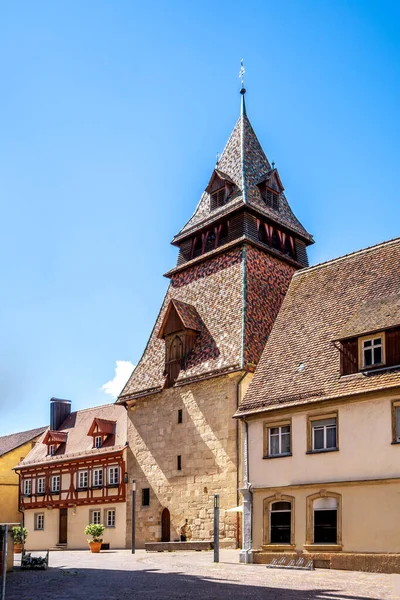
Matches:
[0,0,399,435]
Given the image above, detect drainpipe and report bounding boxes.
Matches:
[236,371,248,549]
[239,416,253,564]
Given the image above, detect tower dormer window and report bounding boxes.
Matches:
[265,188,279,211]
[211,187,226,210]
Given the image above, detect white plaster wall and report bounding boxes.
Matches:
[249,393,400,488]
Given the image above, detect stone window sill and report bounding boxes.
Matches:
[262,544,296,552]
[303,544,343,552]
[263,453,292,460]
[306,448,339,455]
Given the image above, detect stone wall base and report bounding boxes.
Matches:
[253,551,400,574]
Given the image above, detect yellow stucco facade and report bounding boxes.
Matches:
[0,437,42,524]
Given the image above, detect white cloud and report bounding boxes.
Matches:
[101,360,135,399]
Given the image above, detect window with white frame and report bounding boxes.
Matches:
[106,509,116,527]
[23,479,32,496]
[108,466,119,486]
[49,445,55,456]
[36,477,45,495]
[361,335,384,368]
[92,467,103,487]
[268,425,291,456]
[35,513,44,530]
[51,475,60,493]
[312,418,337,451]
[94,436,102,448]
[90,510,101,525]
[78,470,88,489]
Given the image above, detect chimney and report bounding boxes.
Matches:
[50,398,72,431]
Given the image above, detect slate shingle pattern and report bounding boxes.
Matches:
[120,249,244,399]
[17,404,127,467]
[0,426,47,458]
[174,112,312,243]
[237,238,400,416]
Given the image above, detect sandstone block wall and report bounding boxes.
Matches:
[126,373,243,548]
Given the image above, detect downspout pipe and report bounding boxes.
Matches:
[236,370,248,548]
[239,415,253,563]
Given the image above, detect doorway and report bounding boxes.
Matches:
[59,508,68,544]
[161,508,170,542]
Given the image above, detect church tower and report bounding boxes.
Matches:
[118,88,313,547]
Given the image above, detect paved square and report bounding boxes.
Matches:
[6,549,400,600]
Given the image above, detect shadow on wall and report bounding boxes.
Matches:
[6,565,387,600]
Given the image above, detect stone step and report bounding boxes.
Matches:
[145,541,214,552]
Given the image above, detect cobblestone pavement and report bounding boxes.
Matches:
[6,549,400,600]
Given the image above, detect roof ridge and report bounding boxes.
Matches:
[65,402,122,417]
[294,236,400,277]
[0,426,46,441]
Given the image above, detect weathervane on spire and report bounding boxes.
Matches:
[239,59,246,93]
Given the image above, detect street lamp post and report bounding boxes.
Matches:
[131,480,136,554]
[213,494,219,563]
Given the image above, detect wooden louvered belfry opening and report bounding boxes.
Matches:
[265,188,279,211]
[211,187,226,210]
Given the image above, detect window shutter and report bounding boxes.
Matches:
[396,407,400,442]
[386,328,400,367]
[341,338,358,375]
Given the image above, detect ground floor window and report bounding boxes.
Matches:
[90,510,101,525]
[106,509,116,527]
[313,497,337,544]
[270,501,292,544]
[35,513,44,530]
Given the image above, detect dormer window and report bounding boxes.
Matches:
[206,170,235,211]
[87,418,116,448]
[211,187,226,210]
[265,188,279,211]
[42,430,67,456]
[158,299,201,388]
[360,334,385,369]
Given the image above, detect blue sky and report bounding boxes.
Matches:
[0,0,399,435]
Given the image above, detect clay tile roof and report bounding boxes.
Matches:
[236,237,400,417]
[337,294,400,340]
[16,404,126,468]
[171,299,202,331]
[173,110,313,244]
[0,426,47,458]
[42,431,68,444]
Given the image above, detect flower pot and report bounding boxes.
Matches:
[89,541,102,553]
[14,543,22,554]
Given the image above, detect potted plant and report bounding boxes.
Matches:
[84,523,105,553]
[12,526,28,554]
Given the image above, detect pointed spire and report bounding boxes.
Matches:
[239,59,247,117]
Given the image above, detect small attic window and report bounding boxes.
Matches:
[88,418,116,447]
[211,187,226,210]
[265,188,279,211]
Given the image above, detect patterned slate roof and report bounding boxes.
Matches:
[236,237,400,416]
[174,98,313,244]
[0,426,46,458]
[16,404,126,468]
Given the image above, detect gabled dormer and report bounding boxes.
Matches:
[42,430,68,456]
[158,299,201,388]
[256,168,284,212]
[206,170,237,211]
[87,418,116,448]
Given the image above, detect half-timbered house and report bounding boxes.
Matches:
[15,398,127,550]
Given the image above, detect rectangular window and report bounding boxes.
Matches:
[359,333,385,369]
[178,409,183,424]
[312,418,337,451]
[49,445,55,456]
[93,468,103,487]
[36,477,45,495]
[90,510,101,525]
[51,475,60,493]
[268,425,291,456]
[391,400,400,443]
[23,479,32,496]
[35,513,44,531]
[177,455,182,471]
[94,436,102,448]
[78,471,88,489]
[142,488,150,506]
[106,509,116,527]
[108,466,119,485]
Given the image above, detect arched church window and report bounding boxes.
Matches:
[271,229,281,251]
[205,230,216,253]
